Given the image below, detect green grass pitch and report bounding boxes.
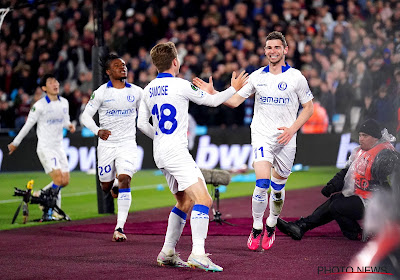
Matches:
[0,167,338,231]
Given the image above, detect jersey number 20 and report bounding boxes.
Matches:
[152,104,177,134]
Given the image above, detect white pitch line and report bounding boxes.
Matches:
[0,184,165,204]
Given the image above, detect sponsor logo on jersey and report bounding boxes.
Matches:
[278,81,287,91]
[47,118,64,124]
[259,96,290,105]
[127,95,135,102]
[104,99,115,103]
[257,83,268,86]
[90,93,95,100]
[105,108,135,116]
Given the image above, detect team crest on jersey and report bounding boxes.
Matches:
[31,106,36,112]
[190,83,199,91]
[127,95,135,102]
[63,108,67,114]
[90,93,95,100]
[278,82,287,91]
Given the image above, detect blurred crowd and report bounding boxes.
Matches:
[0,0,399,139]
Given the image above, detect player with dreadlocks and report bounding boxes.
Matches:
[81,53,144,242]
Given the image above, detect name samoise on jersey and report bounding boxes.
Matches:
[149,85,168,98]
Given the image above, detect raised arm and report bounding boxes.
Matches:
[223,93,247,108]
[191,71,248,107]
[8,104,40,154]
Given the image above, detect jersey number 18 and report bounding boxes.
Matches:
[151,103,178,134]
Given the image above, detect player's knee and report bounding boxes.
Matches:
[52,174,63,186]
[201,195,212,208]
[118,175,131,189]
[61,178,70,187]
[176,199,193,213]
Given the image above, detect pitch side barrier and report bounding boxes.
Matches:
[2,128,397,172]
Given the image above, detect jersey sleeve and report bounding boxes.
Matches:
[297,74,314,104]
[12,101,42,146]
[62,98,72,128]
[80,88,103,135]
[137,95,155,140]
[182,80,236,107]
[135,87,143,112]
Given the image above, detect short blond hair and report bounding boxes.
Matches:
[150,42,178,73]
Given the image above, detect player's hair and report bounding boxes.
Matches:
[150,42,177,73]
[266,31,288,47]
[100,53,121,74]
[39,73,56,88]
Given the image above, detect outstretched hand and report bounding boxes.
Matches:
[192,76,215,95]
[230,70,249,92]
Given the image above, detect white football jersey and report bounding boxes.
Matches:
[82,81,143,147]
[12,95,71,149]
[237,64,313,147]
[139,73,235,167]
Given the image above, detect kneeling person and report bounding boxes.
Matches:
[277,119,399,241]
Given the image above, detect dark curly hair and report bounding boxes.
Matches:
[100,53,121,75]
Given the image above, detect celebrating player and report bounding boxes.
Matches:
[193,31,314,251]
[8,74,76,220]
[137,41,248,272]
[81,54,143,242]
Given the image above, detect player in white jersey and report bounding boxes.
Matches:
[8,74,76,220]
[137,42,248,272]
[193,31,314,251]
[81,54,143,242]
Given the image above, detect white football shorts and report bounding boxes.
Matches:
[97,142,138,182]
[37,146,69,174]
[158,149,206,194]
[252,143,296,178]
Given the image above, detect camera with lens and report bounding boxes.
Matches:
[12,181,70,223]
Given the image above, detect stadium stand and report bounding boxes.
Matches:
[0,0,399,140]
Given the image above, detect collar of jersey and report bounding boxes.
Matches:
[263,62,291,73]
[106,80,132,88]
[157,73,174,78]
[45,95,60,103]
